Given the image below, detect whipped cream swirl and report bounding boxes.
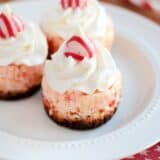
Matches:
[44,35,121,94]
[0,20,47,66]
[41,0,111,39]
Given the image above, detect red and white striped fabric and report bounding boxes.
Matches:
[0,11,24,39]
[125,0,160,11]
[122,142,160,160]
[60,0,87,9]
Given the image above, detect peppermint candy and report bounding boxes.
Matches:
[64,35,94,61]
[60,0,87,9]
[127,0,154,10]
[0,9,24,39]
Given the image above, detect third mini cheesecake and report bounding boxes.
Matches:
[42,32,121,129]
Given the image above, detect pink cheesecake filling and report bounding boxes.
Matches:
[0,64,43,94]
[42,77,121,118]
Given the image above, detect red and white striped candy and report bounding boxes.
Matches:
[60,0,87,10]
[64,35,94,61]
[0,12,24,39]
[125,0,153,10]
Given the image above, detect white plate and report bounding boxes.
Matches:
[0,1,160,160]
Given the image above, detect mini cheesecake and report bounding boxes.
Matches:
[0,6,47,99]
[41,0,114,58]
[42,33,121,129]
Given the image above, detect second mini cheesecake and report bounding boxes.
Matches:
[0,6,48,99]
[42,32,121,129]
[41,0,114,58]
